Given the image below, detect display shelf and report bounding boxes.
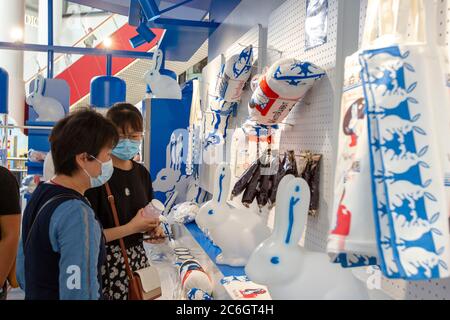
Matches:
[185,222,246,278]
[25,161,44,175]
[25,121,55,127]
[145,224,233,300]
[25,121,54,176]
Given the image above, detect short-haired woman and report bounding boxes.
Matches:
[85,103,164,300]
[17,109,120,300]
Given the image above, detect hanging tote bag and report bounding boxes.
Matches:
[359,0,450,280]
[327,0,383,268]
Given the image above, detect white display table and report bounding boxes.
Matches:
[144,223,232,300]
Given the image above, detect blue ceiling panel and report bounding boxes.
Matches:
[62,0,242,61]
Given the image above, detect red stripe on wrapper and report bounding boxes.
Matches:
[255,77,280,116]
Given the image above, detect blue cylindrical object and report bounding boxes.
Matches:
[0,68,9,114]
[90,76,126,109]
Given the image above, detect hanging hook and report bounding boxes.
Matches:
[237,43,284,56]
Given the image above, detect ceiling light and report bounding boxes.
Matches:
[10,27,24,42]
[103,37,112,48]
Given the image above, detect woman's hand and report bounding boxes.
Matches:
[128,209,159,234]
[145,226,166,244]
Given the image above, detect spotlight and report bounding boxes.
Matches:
[10,27,23,42]
[138,0,160,22]
[130,21,156,48]
[129,34,146,49]
[136,21,156,42]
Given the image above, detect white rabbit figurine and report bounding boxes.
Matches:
[195,163,233,239]
[200,164,271,267]
[26,75,66,122]
[245,175,369,300]
[144,49,182,100]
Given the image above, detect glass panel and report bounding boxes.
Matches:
[24,13,129,86]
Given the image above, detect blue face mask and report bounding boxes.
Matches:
[112,139,141,160]
[83,156,114,188]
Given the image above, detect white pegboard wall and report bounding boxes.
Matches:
[224,24,263,130]
[265,0,340,252]
[198,25,264,193]
[438,0,449,45]
[359,0,368,46]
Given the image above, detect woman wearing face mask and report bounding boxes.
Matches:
[16,109,119,300]
[85,103,164,300]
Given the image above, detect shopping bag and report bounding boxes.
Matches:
[327,0,382,268]
[359,0,450,280]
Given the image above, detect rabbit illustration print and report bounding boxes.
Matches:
[26,75,66,122]
[154,131,190,203]
[246,175,369,300]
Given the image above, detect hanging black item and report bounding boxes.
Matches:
[297,151,322,217]
[268,154,287,207]
[242,164,261,207]
[231,160,260,200]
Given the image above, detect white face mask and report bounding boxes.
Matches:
[83,155,114,188]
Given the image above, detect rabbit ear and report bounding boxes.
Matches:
[272,176,310,247]
[144,70,151,81]
[213,163,231,204]
[154,49,163,73]
[166,133,176,168]
[33,76,40,94]
[36,75,45,94]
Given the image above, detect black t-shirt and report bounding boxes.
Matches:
[0,166,21,241]
[0,166,21,216]
[85,161,154,248]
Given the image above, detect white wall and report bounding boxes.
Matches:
[208,0,286,61]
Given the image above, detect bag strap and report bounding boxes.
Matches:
[104,183,135,281]
[379,0,395,38]
[24,194,78,250]
[362,0,382,47]
[364,0,439,47]
[423,0,438,46]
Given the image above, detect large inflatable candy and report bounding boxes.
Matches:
[179,260,213,300]
[213,45,253,103]
[249,58,325,125]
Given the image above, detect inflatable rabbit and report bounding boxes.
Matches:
[195,163,233,238]
[203,164,271,267]
[26,75,65,122]
[245,175,369,300]
[144,49,182,100]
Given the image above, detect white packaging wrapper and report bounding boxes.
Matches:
[213,46,253,102]
[249,58,325,125]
